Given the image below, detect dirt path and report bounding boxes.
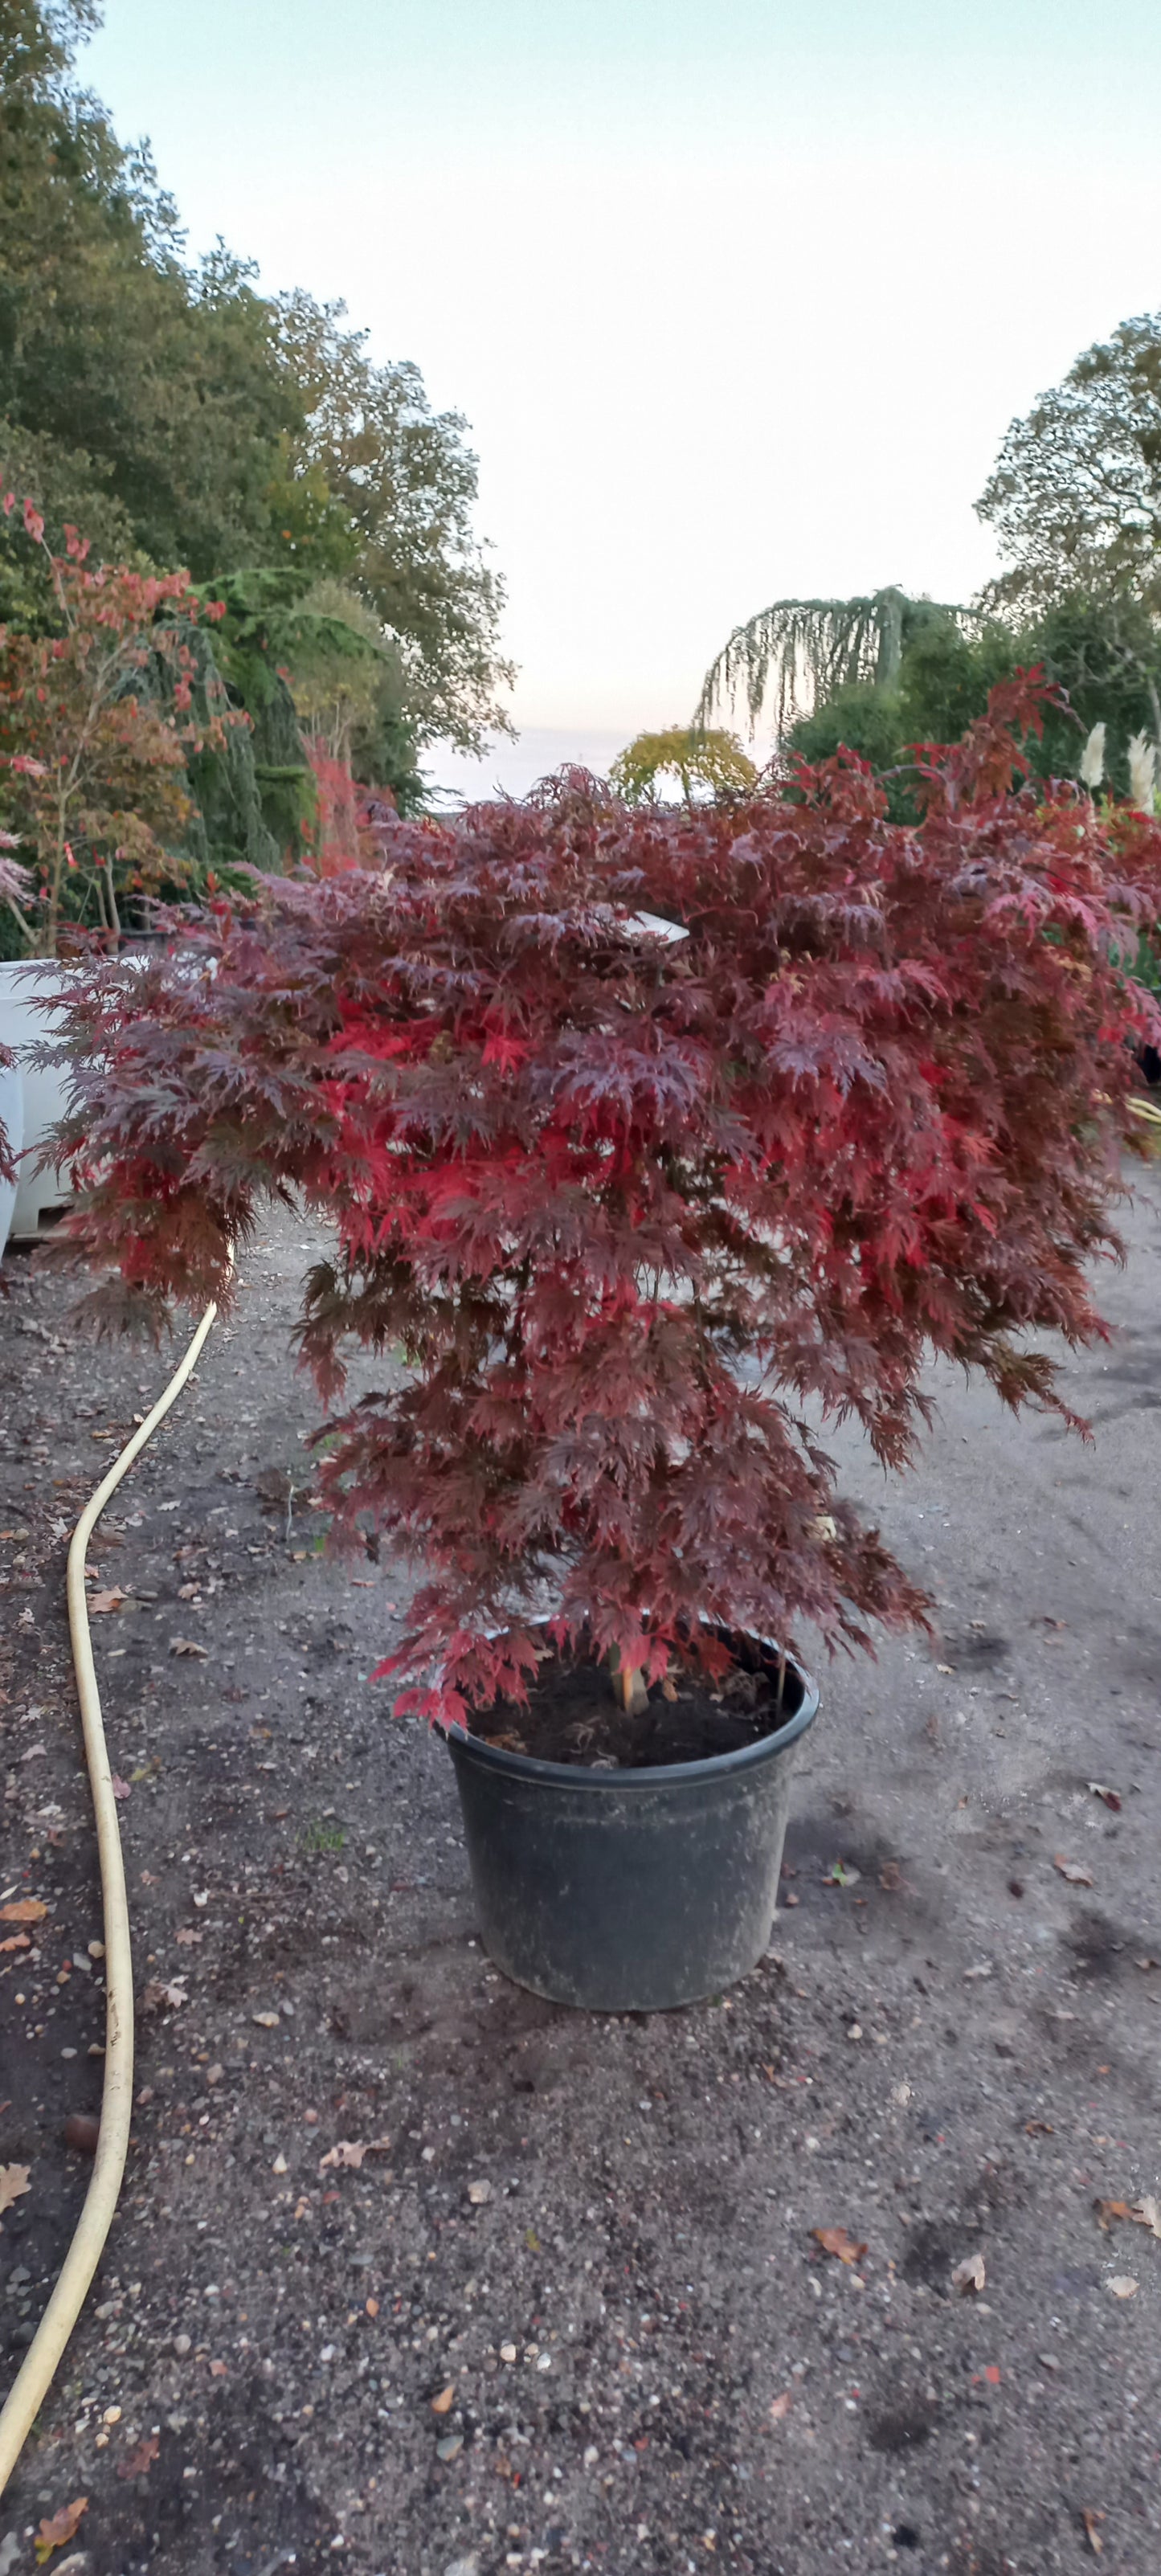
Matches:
[2,1182,1159,2576]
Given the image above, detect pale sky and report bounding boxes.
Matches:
[86,1,1161,796]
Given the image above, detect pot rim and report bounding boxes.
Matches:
[440,1638,819,1792]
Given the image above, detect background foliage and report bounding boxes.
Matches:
[0,0,513,868]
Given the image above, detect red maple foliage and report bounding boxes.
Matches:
[59,677,1161,1725]
[300,734,393,877]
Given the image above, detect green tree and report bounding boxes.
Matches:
[273,292,514,756]
[0,6,308,585]
[1,2,514,781]
[785,612,1039,812]
[976,314,1161,619]
[609,724,758,805]
[695,587,975,738]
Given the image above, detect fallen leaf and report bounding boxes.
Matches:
[141,1979,187,2012]
[812,2226,867,2265]
[1108,2275,1138,2299]
[1087,1782,1122,1812]
[111,1776,132,1801]
[1081,2508,1105,2558]
[117,2432,160,2479]
[951,2253,986,2294]
[0,1897,47,1924]
[1132,2195,1161,2239]
[88,1589,127,1615]
[1094,2198,1134,2231]
[768,2391,793,2421]
[0,2164,31,2216]
[878,1860,905,1891]
[34,2499,88,2564]
[175,1926,202,1948]
[821,1861,861,1888]
[169,1637,208,1658]
[1024,2119,1053,2136]
[431,2382,456,2414]
[319,2135,392,2172]
[1053,1854,1094,1886]
[1135,1956,1159,1972]
[366,2296,379,2317]
[0,1932,30,1952]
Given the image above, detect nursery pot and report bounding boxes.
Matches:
[444,1642,818,2012]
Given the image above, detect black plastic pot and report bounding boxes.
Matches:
[444,1644,818,2012]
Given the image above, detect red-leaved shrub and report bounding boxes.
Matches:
[59,679,1161,1723]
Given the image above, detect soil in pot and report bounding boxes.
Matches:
[470,1629,795,1769]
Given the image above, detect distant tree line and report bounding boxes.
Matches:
[696,313,1161,813]
[0,0,513,943]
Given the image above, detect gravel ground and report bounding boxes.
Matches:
[2,1176,1160,2576]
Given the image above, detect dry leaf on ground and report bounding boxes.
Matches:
[110,1776,131,1800]
[811,2226,867,2265]
[1081,2509,1105,2555]
[951,2252,986,2294]
[1053,1854,1094,1886]
[174,1927,202,1946]
[1087,1782,1122,1811]
[169,1636,208,1658]
[0,1896,47,1924]
[1094,2199,1134,2230]
[117,2433,160,2479]
[0,2164,31,2217]
[1108,2275,1138,2299]
[34,2499,88,2564]
[319,2135,392,2173]
[1132,2196,1161,2239]
[141,1979,186,2012]
[88,1589,127,1615]
[431,2382,456,2414]
[0,1932,30,1952]
[768,2391,793,2421]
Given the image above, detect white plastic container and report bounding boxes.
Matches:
[0,961,76,1241]
[0,1055,23,1250]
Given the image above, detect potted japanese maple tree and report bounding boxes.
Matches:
[58,679,1161,2008]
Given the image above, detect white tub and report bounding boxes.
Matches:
[0,1057,23,1250]
[0,961,76,1241]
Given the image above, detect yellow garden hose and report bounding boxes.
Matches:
[0,1283,225,2495]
